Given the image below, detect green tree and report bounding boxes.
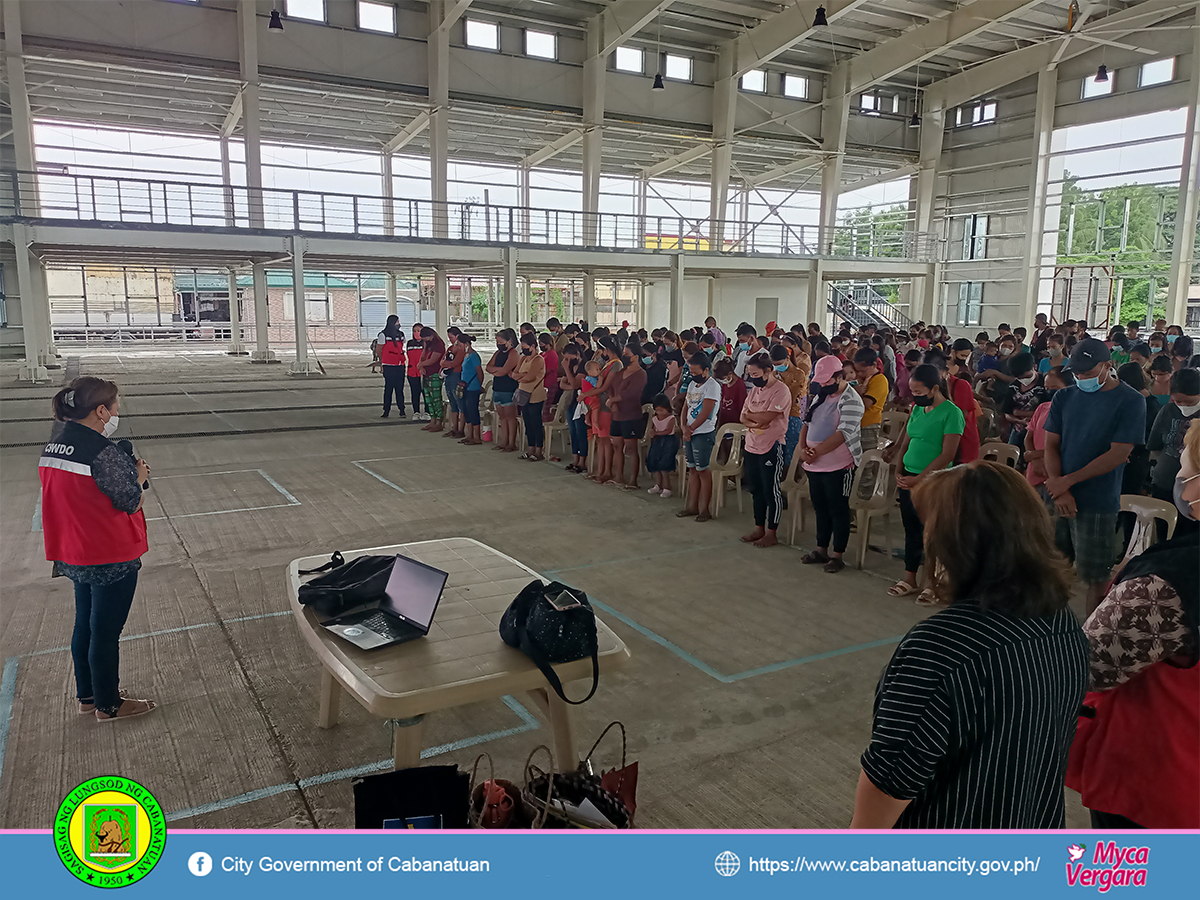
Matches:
[835,204,910,258]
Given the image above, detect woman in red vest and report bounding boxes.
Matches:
[39,377,155,721]
[1067,419,1200,827]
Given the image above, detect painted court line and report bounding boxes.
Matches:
[146,468,300,521]
[351,459,577,496]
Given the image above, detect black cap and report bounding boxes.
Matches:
[1067,337,1110,373]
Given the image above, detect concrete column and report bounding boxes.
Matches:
[583,271,596,326]
[519,166,531,241]
[237,1,264,228]
[12,224,48,382]
[919,262,941,325]
[582,18,606,247]
[434,267,450,335]
[1020,69,1059,329]
[818,91,851,255]
[707,276,719,320]
[1166,5,1200,326]
[503,247,517,327]
[3,1,37,204]
[709,48,737,247]
[428,1,450,240]
[227,270,246,355]
[250,262,276,362]
[382,152,395,236]
[220,138,235,226]
[385,271,397,317]
[669,253,685,331]
[288,235,314,375]
[911,107,946,323]
[805,260,825,331]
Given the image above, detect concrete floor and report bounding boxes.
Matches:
[0,349,1090,829]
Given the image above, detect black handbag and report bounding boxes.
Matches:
[297,553,394,618]
[499,580,599,705]
[353,765,469,829]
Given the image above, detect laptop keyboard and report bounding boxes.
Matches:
[359,611,417,640]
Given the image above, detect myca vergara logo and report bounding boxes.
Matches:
[54,776,166,888]
[1065,841,1149,892]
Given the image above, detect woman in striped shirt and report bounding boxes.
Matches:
[851,462,1088,828]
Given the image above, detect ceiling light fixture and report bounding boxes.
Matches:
[652,13,665,92]
[813,6,828,27]
[268,9,284,33]
[1095,63,1108,82]
[652,72,665,91]
[910,61,921,128]
[909,111,921,128]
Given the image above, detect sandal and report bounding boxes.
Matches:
[887,581,920,597]
[676,509,699,518]
[95,698,157,722]
[800,550,829,565]
[694,512,711,523]
[823,557,846,574]
[915,589,941,607]
[79,690,128,715]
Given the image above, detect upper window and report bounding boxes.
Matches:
[1082,72,1113,99]
[859,93,881,115]
[465,18,499,51]
[525,29,557,60]
[1139,57,1175,88]
[740,69,766,93]
[956,101,996,126]
[664,53,692,82]
[615,46,643,74]
[285,0,325,23]
[782,74,808,100]
[357,1,395,34]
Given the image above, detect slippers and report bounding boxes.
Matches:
[800,551,830,565]
[887,581,920,597]
[915,589,941,607]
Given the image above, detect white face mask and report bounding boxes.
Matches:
[1178,402,1200,417]
[101,414,119,438]
[1019,374,1038,387]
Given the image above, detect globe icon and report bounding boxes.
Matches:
[714,850,741,877]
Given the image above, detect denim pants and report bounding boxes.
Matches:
[382,365,405,415]
[522,400,545,448]
[71,570,139,713]
[568,404,589,457]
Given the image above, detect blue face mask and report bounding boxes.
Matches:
[774,364,788,373]
[642,356,653,365]
[1167,334,1178,344]
[738,342,751,353]
[1077,376,1102,393]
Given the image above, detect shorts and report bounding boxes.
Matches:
[493,390,516,408]
[592,410,612,438]
[1055,511,1118,585]
[463,390,482,426]
[610,418,643,439]
[685,430,717,471]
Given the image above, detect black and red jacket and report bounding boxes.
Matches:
[39,421,148,566]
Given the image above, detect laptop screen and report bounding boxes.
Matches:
[381,554,449,632]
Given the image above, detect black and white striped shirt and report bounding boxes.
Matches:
[861,599,1088,828]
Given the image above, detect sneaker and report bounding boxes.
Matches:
[660,489,672,499]
[647,485,662,495]
[398,412,407,419]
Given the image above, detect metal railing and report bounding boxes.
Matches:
[851,283,914,330]
[2,170,940,262]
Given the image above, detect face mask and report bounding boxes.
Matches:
[721,376,734,386]
[1167,334,1178,344]
[1150,346,1162,353]
[749,375,767,388]
[1174,474,1199,520]
[101,414,119,438]
[642,356,653,365]
[521,347,532,356]
[496,343,505,350]
[1177,402,1200,417]
[737,342,751,353]
[1045,388,1059,398]
[817,382,838,398]
[1019,374,1038,386]
[693,375,708,385]
[774,364,788,373]
[1076,375,1102,393]
[912,396,933,407]
[1000,347,1013,356]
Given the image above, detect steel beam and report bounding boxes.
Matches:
[669,254,685,331]
[839,164,918,194]
[733,0,867,79]
[434,266,449,335]
[646,144,713,179]
[1166,4,1200,325]
[384,111,430,154]
[435,0,474,33]
[709,48,736,245]
[597,1,675,57]
[523,129,585,168]
[749,154,827,189]
[583,270,596,326]
[818,96,850,253]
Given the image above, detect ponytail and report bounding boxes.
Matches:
[52,376,118,422]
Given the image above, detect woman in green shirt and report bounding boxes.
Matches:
[882,365,965,603]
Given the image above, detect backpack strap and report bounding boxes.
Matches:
[299,551,345,576]
[521,610,600,706]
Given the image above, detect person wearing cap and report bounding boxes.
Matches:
[457,334,484,445]
[798,355,864,573]
[1044,338,1147,613]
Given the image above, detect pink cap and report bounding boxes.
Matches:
[812,355,843,385]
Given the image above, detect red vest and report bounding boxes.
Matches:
[379,337,405,366]
[40,422,148,566]
[1066,661,1200,827]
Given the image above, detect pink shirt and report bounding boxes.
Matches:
[742,380,791,454]
[1025,401,1052,487]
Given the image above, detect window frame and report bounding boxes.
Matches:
[782,73,808,100]
[284,0,326,24]
[524,28,558,61]
[664,53,693,83]
[1082,72,1114,99]
[740,69,767,94]
[464,18,500,52]
[614,45,644,74]
[1138,57,1175,88]
[859,93,881,116]
[356,0,396,35]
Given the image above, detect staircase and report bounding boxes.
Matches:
[827,283,914,332]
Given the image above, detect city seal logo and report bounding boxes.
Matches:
[55,776,166,888]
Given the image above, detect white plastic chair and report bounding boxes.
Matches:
[781,449,810,545]
[708,423,746,518]
[848,450,895,569]
[543,397,570,457]
[881,410,909,445]
[1116,495,1178,574]
[981,440,1020,468]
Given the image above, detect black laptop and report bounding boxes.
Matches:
[321,554,449,650]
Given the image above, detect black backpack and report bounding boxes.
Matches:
[499,580,599,705]
[297,553,394,618]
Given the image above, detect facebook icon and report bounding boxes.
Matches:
[188,852,213,877]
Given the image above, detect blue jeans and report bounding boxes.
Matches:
[71,570,139,713]
[685,430,716,471]
[568,404,589,457]
[444,371,462,414]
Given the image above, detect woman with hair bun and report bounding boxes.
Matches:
[40,377,155,721]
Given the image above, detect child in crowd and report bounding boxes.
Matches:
[714,358,746,427]
[976,341,1000,374]
[645,395,680,499]
[574,359,603,432]
[1024,366,1073,499]
[1038,333,1066,373]
[1002,353,1045,447]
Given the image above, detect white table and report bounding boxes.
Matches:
[287,538,631,769]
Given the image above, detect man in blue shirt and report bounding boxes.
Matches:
[1044,338,1146,613]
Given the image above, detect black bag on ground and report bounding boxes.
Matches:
[353,765,469,829]
[297,553,394,618]
[499,580,599,705]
